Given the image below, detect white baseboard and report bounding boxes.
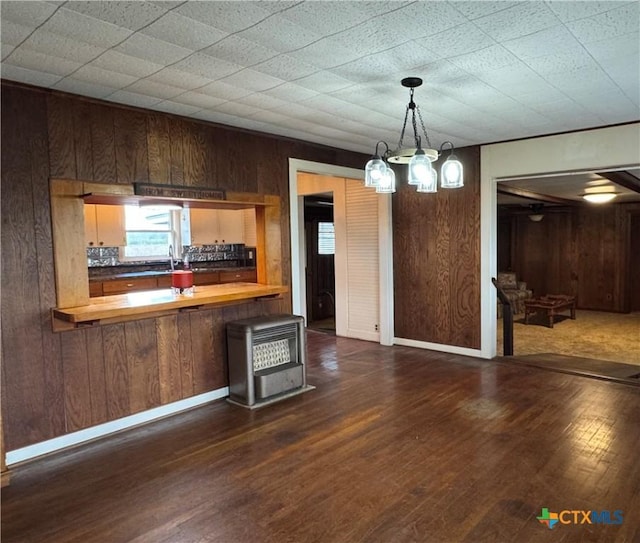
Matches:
[6,387,229,466]
[394,337,485,359]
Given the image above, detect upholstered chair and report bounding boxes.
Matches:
[496,272,533,317]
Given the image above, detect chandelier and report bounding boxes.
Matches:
[365,77,464,194]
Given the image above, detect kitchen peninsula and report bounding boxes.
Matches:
[50,178,286,331]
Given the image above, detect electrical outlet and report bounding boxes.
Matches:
[375,324,379,331]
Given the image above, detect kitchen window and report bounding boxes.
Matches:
[318,222,335,255]
[121,205,181,260]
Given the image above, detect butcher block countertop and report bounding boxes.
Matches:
[53,283,288,325]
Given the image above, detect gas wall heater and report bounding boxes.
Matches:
[226,314,307,407]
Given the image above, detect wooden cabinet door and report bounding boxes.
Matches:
[217,210,244,244]
[95,205,126,247]
[219,269,257,283]
[102,277,158,295]
[84,204,98,246]
[194,271,220,286]
[190,208,220,245]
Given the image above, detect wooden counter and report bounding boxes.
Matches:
[53,283,287,327]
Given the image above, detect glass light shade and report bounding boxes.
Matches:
[408,150,432,186]
[440,157,464,189]
[365,157,387,188]
[582,192,617,203]
[416,167,437,193]
[376,167,396,193]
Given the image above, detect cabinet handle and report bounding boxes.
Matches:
[126,283,134,287]
[88,241,94,246]
[99,241,104,246]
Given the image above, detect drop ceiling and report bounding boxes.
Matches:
[1,1,639,156]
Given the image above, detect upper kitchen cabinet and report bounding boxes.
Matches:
[84,204,126,247]
[190,208,245,245]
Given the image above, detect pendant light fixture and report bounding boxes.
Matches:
[364,77,464,194]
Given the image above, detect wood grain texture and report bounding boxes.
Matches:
[102,324,130,420]
[46,94,76,179]
[177,313,194,398]
[189,311,216,395]
[60,331,92,432]
[156,316,182,404]
[168,117,185,186]
[393,147,481,348]
[114,108,149,184]
[183,121,207,187]
[3,332,639,543]
[73,101,94,180]
[125,320,160,413]
[89,104,117,183]
[147,114,171,184]
[85,327,108,425]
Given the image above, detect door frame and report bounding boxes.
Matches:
[288,158,394,345]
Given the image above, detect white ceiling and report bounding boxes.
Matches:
[1,0,639,156]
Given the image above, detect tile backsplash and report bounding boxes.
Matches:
[87,244,254,267]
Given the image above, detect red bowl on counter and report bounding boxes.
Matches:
[171,270,194,289]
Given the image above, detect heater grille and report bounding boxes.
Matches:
[252,339,291,371]
[252,322,298,344]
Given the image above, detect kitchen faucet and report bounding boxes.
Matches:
[169,244,175,271]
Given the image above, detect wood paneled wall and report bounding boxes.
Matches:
[500,203,639,312]
[393,146,481,349]
[0,81,367,451]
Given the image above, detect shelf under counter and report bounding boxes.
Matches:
[53,282,288,328]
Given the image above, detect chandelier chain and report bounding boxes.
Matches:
[397,104,411,152]
[416,106,432,149]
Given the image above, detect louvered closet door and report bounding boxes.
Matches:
[345,180,380,341]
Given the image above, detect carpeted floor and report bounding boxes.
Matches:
[496,309,640,366]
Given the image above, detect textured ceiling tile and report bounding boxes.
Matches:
[0,1,59,27]
[373,41,443,72]
[4,47,81,76]
[219,69,285,92]
[239,16,324,53]
[415,23,495,58]
[175,1,275,34]
[63,1,169,32]
[262,82,319,103]
[420,59,471,85]
[295,71,356,93]
[140,11,229,51]
[330,22,412,58]
[449,45,520,75]
[474,2,560,42]
[91,50,165,78]
[172,91,226,109]
[172,53,243,80]
[202,35,278,66]
[503,26,584,60]
[107,89,163,108]
[583,32,640,64]
[116,33,193,66]
[211,101,262,117]
[522,50,599,77]
[551,65,628,96]
[566,2,640,43]
[451,1,523,20]
[390,2,468,39]
[0,20,34,47]
[71,64,138,88]
[198,80,254,101]
[546,1,626,22]
[248,54,317,81]
[125,78,185,100]
[0,63,62,87]
[22,29,104,63]
[1,44,15,58]
[280,1,389,34]
[53,78,116,99]
[287,40,363,70]
[152,100,202,117]
[146,67,212,90]
[43,7,132,49]
[235,93,291,111]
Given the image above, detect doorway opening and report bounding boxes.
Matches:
[304,194,336,334]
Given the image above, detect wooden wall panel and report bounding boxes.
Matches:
[0,82,369,450]
[60,331,92,432]
[393,146,481,349]
[114,109,149,184]
[504,205,636,312]
[125,320,160,413]
[89,104,117,183]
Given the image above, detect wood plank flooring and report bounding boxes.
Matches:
[2,330,639,543]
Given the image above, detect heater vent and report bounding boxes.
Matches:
[252,323,298,344]
[252,339,291,371]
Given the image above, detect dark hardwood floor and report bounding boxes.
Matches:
[2,330,639,543]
